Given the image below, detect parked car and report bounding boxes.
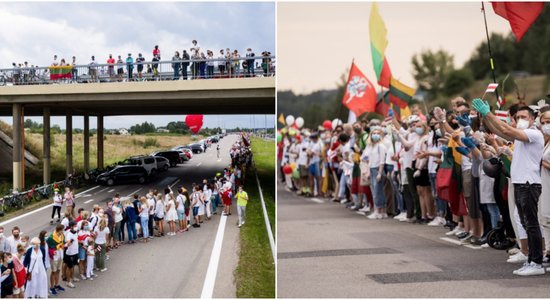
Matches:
[154,156,170,171]
[209,136,219,143]
[96,165,148,186]
[152,150,181,167]
[181,148,193,160]
[119,155,157,177]
[188,143,205,154]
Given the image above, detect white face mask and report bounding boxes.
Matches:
[516,118,530,130]
[542,124,550,136]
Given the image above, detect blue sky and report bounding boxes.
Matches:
[0,2,275,129]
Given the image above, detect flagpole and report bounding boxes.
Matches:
[481,2,501,106]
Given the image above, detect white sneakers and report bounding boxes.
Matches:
[445,226,464,236]
[427,217,445,226]
[359,206,371,213]
[340,199,348,204]
[366,212,388,220]
[507,251,528,264]
[393,212,407,221]
[513,262,545,276]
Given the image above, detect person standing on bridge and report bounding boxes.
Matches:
[71,56,77,83]
[136,53,145,81]
[172,51,181,81]
[181,50,190,80]
[153,45,161,60]
[245,48,255,77]
[218,49,226,77]
[89,56,98,82]
[126,53,134,81]
[206,50,215,79]
[116,55,124,82]
[107,54,115,81]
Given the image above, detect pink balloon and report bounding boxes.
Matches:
[185,115,204,134]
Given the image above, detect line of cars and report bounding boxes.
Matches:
[95,134,224,186]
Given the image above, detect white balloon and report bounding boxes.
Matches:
[295,117,305,129]
[286,115,295,126]
[332,118,342,129]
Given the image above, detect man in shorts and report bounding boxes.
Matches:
[63,221,79,288]
[46,224,66,295]
[296,136,310,195]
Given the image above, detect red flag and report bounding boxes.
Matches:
[378,58,392,88]
[492,2,544,42]
[375,91,391,117]
[342,62,377,117]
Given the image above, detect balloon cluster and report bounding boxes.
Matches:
[282,162,299,179]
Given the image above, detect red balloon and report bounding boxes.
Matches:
[323,120,332,131]
[282,165,293,175]
[185,115,204,134]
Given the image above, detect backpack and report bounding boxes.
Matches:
[89,215,98,231]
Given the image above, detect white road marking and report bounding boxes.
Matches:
[200,214,227,299]
[0,185,100,226]
[108,189,115,193]
[169,179,180,188]
[196,162,202,167]
[463,244,483,250]
[125,188,142,197]
[439,237,463,246]
[84,199,94,204]
[309,197,324,204]
[254,165,276,261]
[96,187,109,194]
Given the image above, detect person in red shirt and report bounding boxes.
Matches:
[107,54,115,81]
[153,45,160,60]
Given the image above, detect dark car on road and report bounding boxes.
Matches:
[96,165,148,186]
[152,150,181,167]
[188,143,205,154]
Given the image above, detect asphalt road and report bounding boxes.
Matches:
[277,184,550,298]
[1,135,240,298]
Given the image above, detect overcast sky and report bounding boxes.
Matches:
[278,2,512,94]
[0,2,275,129]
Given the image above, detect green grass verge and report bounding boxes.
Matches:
[235,137,275,298]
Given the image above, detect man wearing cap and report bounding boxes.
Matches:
[51,189,63,224]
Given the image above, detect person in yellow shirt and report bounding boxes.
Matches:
[236,186,248,228]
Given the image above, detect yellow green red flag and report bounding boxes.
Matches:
[369,2,392,88]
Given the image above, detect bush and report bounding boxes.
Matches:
[132,137,159,149]
[443,68,474,97]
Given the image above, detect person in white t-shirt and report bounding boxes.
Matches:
[63,221,79,288]
[93,219,110,272]
[138,197,150,242]
[307,134,322,197]
[473,100,545,276]
[154,194,165,237]
[363,128,387,219]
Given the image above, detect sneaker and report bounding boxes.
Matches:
[72,277,80,282]
[100,268,108,272]
[516,262,545,276]
[80,274,86,280]
[349,205,358,210]
[445,226,464,236]
[55,285,65,292]
[380,213,388,219]
[238,224,242,228]
[507,251,528,263]
[67,282,75,288]
[456,231,470,239]
[89,277,94,281]
[50,288,58,296]
[470,237,485,246]
[428,217,445,226]
[393,212,406,220]
[459,232,472,243]
[340,199,348,204]
[513,262,530,275]
[508,247,521,255]
[367,212,380,220]
[359,206,371,213]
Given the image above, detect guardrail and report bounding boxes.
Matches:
[0,56,275,86]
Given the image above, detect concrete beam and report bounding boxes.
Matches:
[83,114,89,173]
[66,112,73,176]
[97,115,104,169]
[12,103,22,191]
[43,107,50,184]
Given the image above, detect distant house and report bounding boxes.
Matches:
[118,128,130,135]
[156,127,170,133]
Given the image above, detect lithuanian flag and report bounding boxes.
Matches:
[369,3,392,88]
[49,66,73,80]
[389,77,415,109]
[436,138,467,216]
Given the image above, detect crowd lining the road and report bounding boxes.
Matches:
[0,133,253,298]
[3,40,275,84]
[278,98,550,277]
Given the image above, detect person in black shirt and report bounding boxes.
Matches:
[1,252,16,298]
[181,50,190,80]
[245,48,255,77]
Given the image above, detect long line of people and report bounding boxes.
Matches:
[0,134,254,298]
[278,97,550,277]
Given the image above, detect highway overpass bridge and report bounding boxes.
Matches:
[0,77,275,190]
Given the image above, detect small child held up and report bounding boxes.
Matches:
[86,237,97,280]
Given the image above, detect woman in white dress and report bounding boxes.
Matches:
[23,238,49,299]
[164,193,178,236]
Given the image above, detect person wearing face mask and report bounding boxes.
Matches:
[4,227,21,256]
[77,221,91,281]
[411,121,435,224]
[0,251,16,298]
[63,221,79,288]
[94,219,110,272]
[473,99,545,276]
[363,128,388,219]
[172,51,181,80]
[538,110,550,262]
[349,122,369,211]
[23,238,48,298]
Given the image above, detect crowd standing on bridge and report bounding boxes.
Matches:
[2,41,274,85]
[279,98,550,277]
[0,133,254,298]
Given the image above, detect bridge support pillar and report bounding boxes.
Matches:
[83,114,89,173]
[66,112,73,177]
[12,104,23,191]
[97,114,104,169]
[43,107,51,185]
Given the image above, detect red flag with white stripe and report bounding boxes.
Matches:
[495,110,508,122]
[485,83,499,93]
[497,95,506,109]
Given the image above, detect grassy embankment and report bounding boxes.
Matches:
[235,137,275,298]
